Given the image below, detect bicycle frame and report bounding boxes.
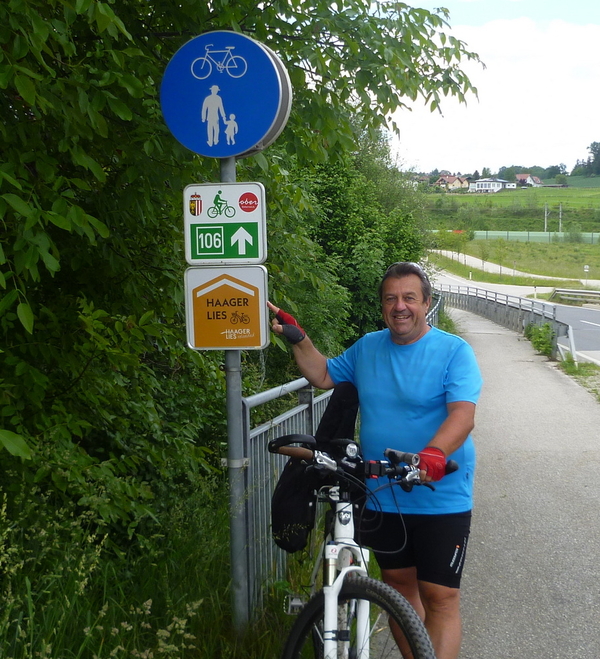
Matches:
[320,487,372,659]
[269,437,442,659]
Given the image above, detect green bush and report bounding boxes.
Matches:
[524,323,554,357]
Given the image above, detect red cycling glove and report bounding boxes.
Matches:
[274,308,306,345]
[417,447,447,481]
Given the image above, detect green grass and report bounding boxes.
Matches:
[450,185,600,209]
[559,356,600,402]
[555,175,600,189]
[426,184,600,233]
[429,252,582,288]
[463,240,600,281]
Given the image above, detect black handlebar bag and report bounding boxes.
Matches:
[271,382,359,553]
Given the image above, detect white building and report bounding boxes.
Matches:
[470,178,517,193]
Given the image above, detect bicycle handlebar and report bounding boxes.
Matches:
[277,445,315,460]
[267,434,459,490]
[384,447,459,476]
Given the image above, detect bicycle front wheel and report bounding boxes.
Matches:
[226,55,247,78]
[281,575,435,659]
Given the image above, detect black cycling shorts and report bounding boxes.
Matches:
[359,510,472,589]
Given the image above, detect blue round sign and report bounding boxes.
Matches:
[161,32,289,158]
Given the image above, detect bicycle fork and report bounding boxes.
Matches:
[322,492,370,659]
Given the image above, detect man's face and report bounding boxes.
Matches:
[381,274,431,345]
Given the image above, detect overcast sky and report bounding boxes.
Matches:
[393,0,600,175]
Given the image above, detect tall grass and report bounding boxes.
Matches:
[0,477,289,658]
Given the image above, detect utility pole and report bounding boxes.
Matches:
[559,203,562,233]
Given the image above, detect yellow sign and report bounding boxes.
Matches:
[185,267,268,350]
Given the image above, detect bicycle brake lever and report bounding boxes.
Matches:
[401,480,435,492]
[314,451,338,472]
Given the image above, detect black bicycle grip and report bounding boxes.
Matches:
[445,460,459,474]
[267,433,316,454]
[383,448,419,466]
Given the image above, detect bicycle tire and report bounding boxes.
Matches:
[190,56,212,80]
[207,206,219,218]
[226,55,247,78]
[281,574,435,659]
[224,205,235,218]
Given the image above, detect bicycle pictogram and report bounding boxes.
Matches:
[191,45,248,80]
[230,311,250,325]
[207,202,236,218]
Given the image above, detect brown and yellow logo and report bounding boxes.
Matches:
[191,274,262,349]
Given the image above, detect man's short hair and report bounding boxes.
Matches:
[378,262,432,302]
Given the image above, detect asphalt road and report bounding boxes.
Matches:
[433,266,600,365]
[554,305,600,362]
[451,309,600,659]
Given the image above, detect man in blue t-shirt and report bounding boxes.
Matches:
[268,262,482,659]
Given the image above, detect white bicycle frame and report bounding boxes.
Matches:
[319,486,372,659]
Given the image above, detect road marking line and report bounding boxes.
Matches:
[580,320,600,328]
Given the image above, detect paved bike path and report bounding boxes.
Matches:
[452,308,600,659]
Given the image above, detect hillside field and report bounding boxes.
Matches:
[426,181,600,233]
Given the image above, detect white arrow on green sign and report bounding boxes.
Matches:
[184,182,266,265]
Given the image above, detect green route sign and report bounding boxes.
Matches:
[184,182,266,265]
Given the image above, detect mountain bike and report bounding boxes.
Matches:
[269,434,457,659]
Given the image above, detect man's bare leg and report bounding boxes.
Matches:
[382,567,462,659]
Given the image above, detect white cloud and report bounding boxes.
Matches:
[392,18,600,174]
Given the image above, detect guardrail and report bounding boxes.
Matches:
[550,289,600,304]
[436,284,577,362]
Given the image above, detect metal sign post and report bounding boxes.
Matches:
[217,157,248,632]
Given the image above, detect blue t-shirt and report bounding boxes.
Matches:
[327,327,482,515]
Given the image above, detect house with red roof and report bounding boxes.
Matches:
[434,175,469,191]
[515,173,543,187]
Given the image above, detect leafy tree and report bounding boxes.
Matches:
[481,167,492,178]
[588,142,600,175]
[570,159,588,176]
[498,166,516,181]
[570,143,600,176]
[301,135,427,339]
[555,173,568,185]
[493,238,508,276]
[544,163,566,179]
[478,241,491,269]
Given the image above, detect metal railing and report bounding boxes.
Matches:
[550,289,600,303]
[437,284,576,360]
[241,380,332,611]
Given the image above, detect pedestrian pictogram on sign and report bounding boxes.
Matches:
[184,182,266,265]
[185,266,269,350]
